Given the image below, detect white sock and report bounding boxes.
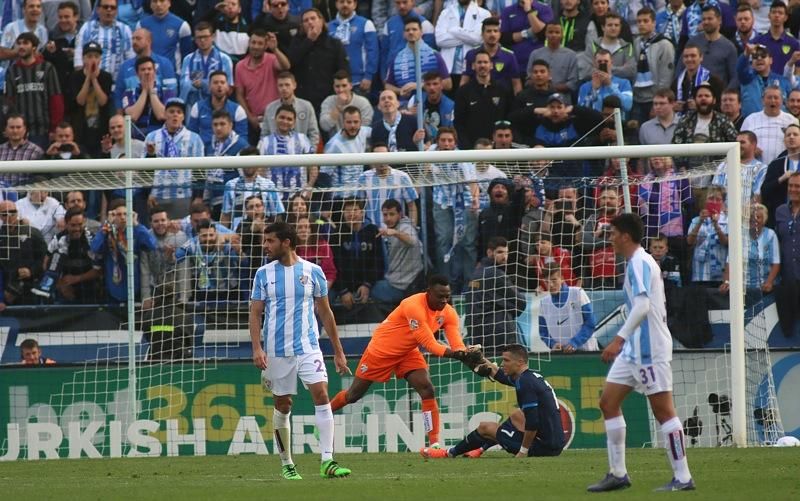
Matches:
[315,404,335,462]
[661,417,692,483]
[273,409,293,466]
[605,416,627,477]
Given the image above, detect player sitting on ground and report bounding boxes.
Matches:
[587,213,695,492]
[330,274,481,448]
[420,344,566,459]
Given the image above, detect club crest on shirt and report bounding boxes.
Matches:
[360,363,368,373]
[409,319,419,330]
[436,316,444,326]
[167,29,176,39]
[35,70,44,80]
[299,274,309,285]
[492,97,500,106]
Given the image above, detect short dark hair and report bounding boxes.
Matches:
[722,88,741,102]
[487,236,508,250]
[194,21,215,34]
[371,141,388,151]
[381,198,402,212]
[149,205,167,218]
[654,87,676,102]
[250,27,269,39]
[342,105,361,117]
[474,137,492,148]
[683,43,702,55]
[189,201,211,215]
[135,56,155,71]
[502,343,528,361]
[611,213,644,245]
[275,104,296,118]
[422,71,441,82]
[265,221,297,248]
[737,130,757,144]
[57,1,79,16]
[342,197,365,210]
[636,6,655,20]
[436,126,458,142]
[530,58,550,69]
[20,338,39,351]
[602,95,622,109]
[277,70,295,81]
[650,233,669,244]
[108,198,126,213]
[481,16,500,31]
[701,4,722,17]
[770,0,788,15]
[472,48,491,61]
[427,273,450,288]
[16,32,40,48]
[197,219,215,232]
[239,146,260,156]
[542,262,562,278]
[211,109,232,123]
[209,70,228,82]
[5,112,26,126]
[64,207,84,223]
[402,16,422,29]
[333,69,351,81]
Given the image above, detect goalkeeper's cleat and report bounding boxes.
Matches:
[281,464,303,480]
[419,446,449,459]
[463,448,483,459]
[654,478,696,492]
[587,473,632,492]
[428,442,441,449]
[320,459,351,478]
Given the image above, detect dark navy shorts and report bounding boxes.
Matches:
[495,418,563,457]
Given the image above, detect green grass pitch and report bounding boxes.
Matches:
[2,448,798,500]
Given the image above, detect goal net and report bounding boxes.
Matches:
[0,142,784,459]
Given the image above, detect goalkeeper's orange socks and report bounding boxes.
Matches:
[421,398,440,445]
[330,390,348,412]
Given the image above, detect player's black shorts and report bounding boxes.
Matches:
[495,418,563,457]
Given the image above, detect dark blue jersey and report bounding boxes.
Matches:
[494,368,566,451]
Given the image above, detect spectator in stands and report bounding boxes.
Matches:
[721,88,745,131]
[367,198,422,304]
[187,70,247,149]
[738,44,791,119]
[512,92,604,153]
[179,22,234,112]
[5,32,63,149]
[236,194,268,277]
[137,0,191,72]
[528,22,576,95]
[557,0,590,52]
[333,197,384,308]
[65,42,112,155]
[632,8,675,125]
[175,218,243,302]
[294,214,337,289]
[258,104,317,197]
[221,165,285,228]
[408,71,454,140]
[20,339,56,364]
[113,28,177,117]
[530,231,576,291]
[0,0,49,93]
[464,16,521,94]
[687,186,729,285]
[774,171,800,335]
[357,142,418,227]
[787,89,800,121]
[472,138,509,209]
[733,4,757,54]
[512,59,558,117]
[477,176,524,258]
[639,88,679,146]
[542,185,582,254]
[117,0,144,28]
[500,0,552,76]
[319,70,374,138]
[329,0,378,95]
[435,0,490,86]
[385,17,450,106]
[464,235,525,351]
[538,261,597,351]
[580,13,635,83]
[90,197,156,303]
[741,85,799,165]
[378,0,436,80]
[64,190,101,235]
[679,5,737,89]
[0,114,43,188]
[288,8,348,113]
[680,0,735,42]
[322,106,372,199]
[102,112,146,159]
[454,49,513,149]
[649,233,682,288]
[252,0,301,54]
[712,130,766,202]
[429,127,479,292]
[16,184,65,244]
[236,28,290,144]
[213,0,251,62]
[657,0,685,47]
[119,57,170,138]
[755,1,798,75]
[673,83,739,168]
[36,207,102,303]
[671,44,724,115]
[371,89,425,151]
[180,200,236,239]
[74,0,134,75]
[492,120,526,148]
[0,199,47,305]
[580,186,622,289]
[261,70,320,146]
[43,1,80,92]
[720,203,780,296]
[144,98,204,218]
[202,114,250,216]
[762,124,800,225]
[577,49,633,117]
[44,121,88,162]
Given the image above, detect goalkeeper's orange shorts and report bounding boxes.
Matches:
[355,347,428,382]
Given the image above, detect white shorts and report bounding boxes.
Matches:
[261,352,328,396]
[606,357,673,396]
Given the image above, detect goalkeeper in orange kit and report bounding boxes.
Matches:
[330,274,485,447]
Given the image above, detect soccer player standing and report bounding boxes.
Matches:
[249,222,351,480]
[587,213,695,492]
[329,274,473,448]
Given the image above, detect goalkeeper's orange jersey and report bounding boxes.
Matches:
[366,293,466,358]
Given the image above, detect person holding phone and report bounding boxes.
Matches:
[577,49,633,117]
[687,187,729,286]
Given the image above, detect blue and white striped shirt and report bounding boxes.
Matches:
[251,258,327,357]
[357,168,418,227]
[144,126,204,200]
[74,20,134,75]
[258,131,314,199]
[221,175,286,220]
[322,126,372,197]
[688,214,729,283]
[431,161,477,208]
[712,158,766,199]
[179,46,234,111]
[0,20,48,91]
[744,227,781,289]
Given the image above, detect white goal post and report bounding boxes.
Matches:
[4,141,746,448]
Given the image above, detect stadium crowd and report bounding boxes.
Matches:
[2,0,800,352]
